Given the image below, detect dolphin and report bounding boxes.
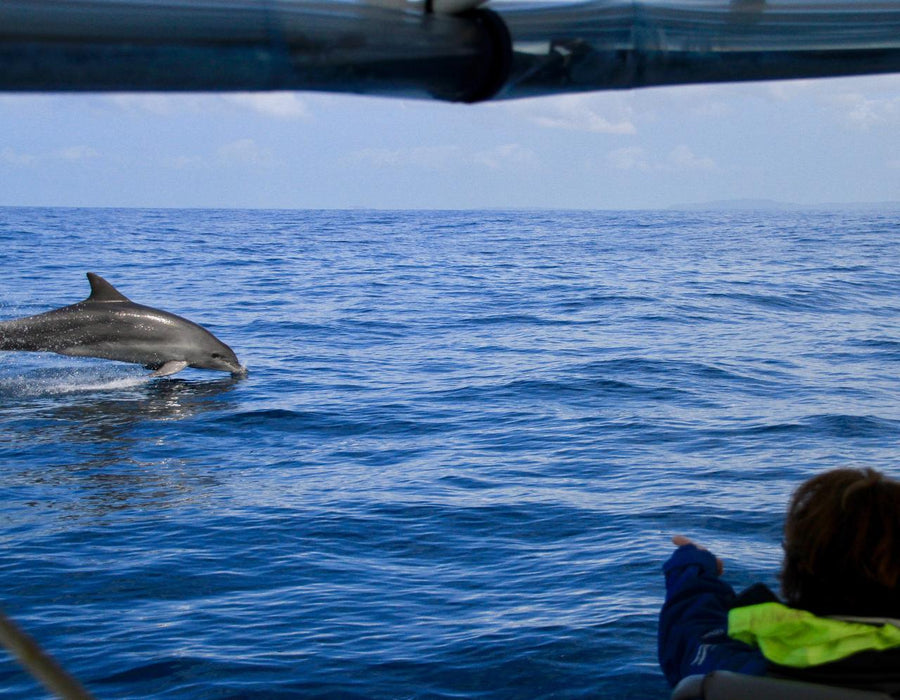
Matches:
[0,273,246,378]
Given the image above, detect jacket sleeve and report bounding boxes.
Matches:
[658,544,768,687]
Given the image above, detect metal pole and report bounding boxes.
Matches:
[0,608,94,700]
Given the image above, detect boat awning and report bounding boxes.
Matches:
[2,0,900,102]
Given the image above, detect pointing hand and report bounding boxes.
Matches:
[672,535,724,576]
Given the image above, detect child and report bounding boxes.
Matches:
[658,468,900,693]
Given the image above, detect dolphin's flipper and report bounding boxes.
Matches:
[86,272,131,303]
[150,360,189,377]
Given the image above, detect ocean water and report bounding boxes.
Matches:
[1,207,899,699]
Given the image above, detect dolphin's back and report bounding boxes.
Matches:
[0,308,81,352]
[0,319,36,351]
[1,299,231,366]
[0,272,132,352]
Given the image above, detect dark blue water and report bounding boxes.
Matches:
[1,207,899,698]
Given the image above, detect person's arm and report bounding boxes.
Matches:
[658,537,768,687]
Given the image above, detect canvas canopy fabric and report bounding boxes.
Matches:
[3,0,900,101]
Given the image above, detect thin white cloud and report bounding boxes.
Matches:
[631,83,738,119]
[223,93,311,120]
[347,143,538,171]
[607,146,650,171]
[105,92,312,120]
[630,75,900,133]
[348,145,461,170]
[162,154,205,170]
[607,145,717,172]
[667,144,716,171]
[157,140,281,170]
[524,94,636,134]
[829,92,900,130]
[472,143,538,170]
[56,146,100,161]
[1,145,100,166]
[1,147,38,166]
[764,79,823,102]
[766,74,900,102]
[753,74,900,130]
[217,139,276,167]
[0,95,59,109]
[105,94,201,115]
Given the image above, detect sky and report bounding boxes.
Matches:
[1,72,900,209]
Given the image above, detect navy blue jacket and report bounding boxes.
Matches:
[658,544,768,687]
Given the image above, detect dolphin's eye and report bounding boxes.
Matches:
[212,353,223,359]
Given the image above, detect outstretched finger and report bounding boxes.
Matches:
[672,536,724,575]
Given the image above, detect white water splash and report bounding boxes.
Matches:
[0,365,151,397]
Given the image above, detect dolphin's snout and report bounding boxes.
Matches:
[231,365,249,378]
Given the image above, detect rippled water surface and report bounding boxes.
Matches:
[1,207,899,698]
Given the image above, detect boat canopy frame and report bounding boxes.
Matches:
[3,0,900,102]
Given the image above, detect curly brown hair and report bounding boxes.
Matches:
[780,468,900,617]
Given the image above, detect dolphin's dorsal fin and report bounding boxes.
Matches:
[86,272,131,303]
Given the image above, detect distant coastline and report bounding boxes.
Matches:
[669,198,900,212]
[2,201,900,212]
